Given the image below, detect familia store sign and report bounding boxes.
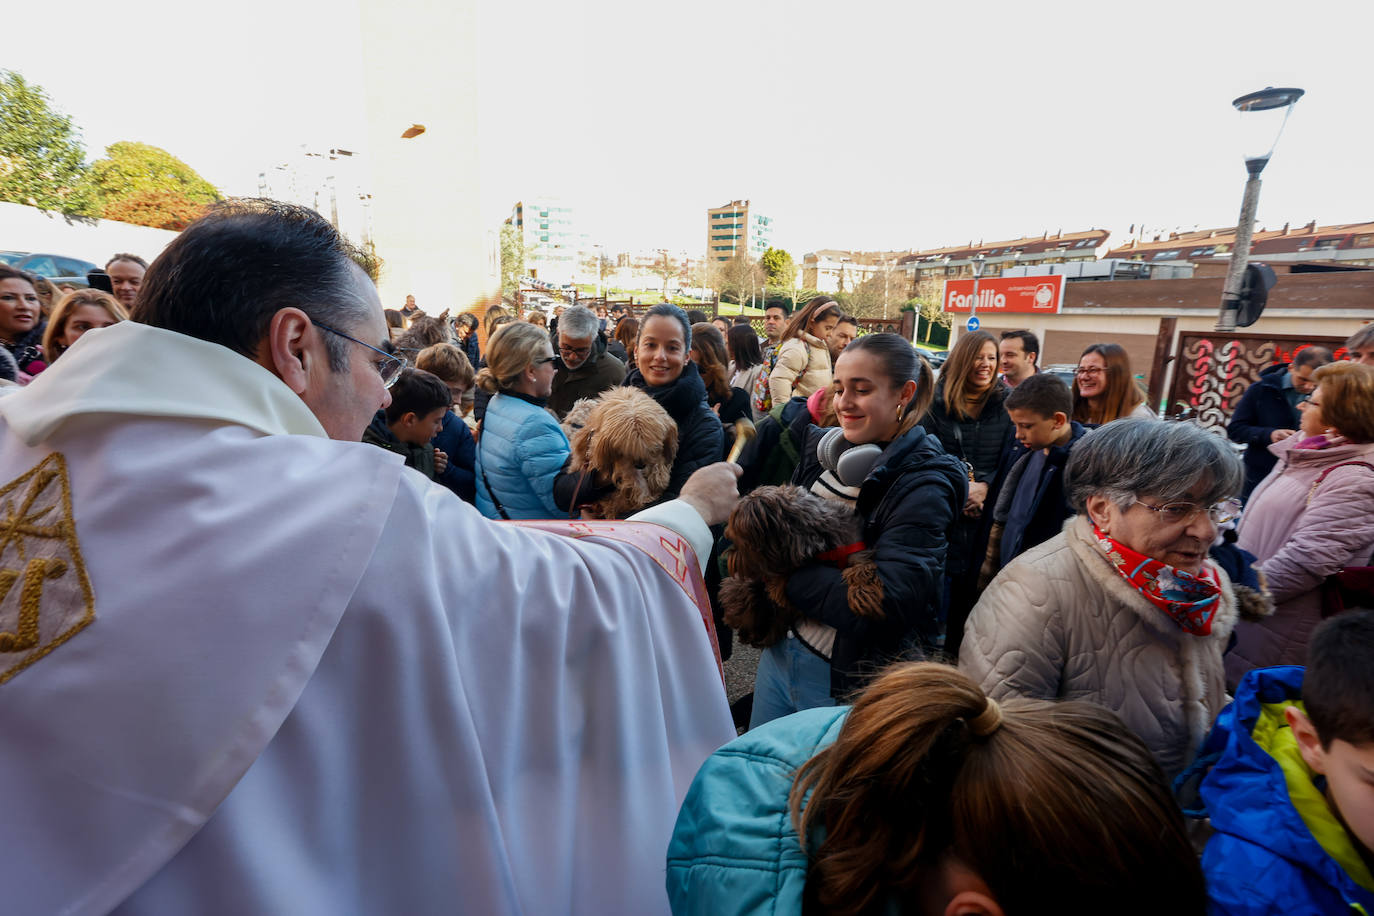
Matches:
[943,275,1065,314]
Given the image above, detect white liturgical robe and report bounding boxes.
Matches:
[0,322,735,915]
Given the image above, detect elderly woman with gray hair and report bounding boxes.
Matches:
[960,418,1247,779]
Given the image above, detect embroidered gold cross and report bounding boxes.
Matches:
[0,454,95,684]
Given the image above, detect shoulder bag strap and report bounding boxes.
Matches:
[1306,460,1374,506]
[478,432,512,521]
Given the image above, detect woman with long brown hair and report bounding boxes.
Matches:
[610,316,639,371]
[42,288,128,363]
[1072,342,1153,425]
[766,295,842,408]
[668,662,1205,916]
[920,329,1013,656]
[691,322,750,432]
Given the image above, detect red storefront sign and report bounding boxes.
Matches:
[942,275,1065,314]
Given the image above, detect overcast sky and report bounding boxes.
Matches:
[9,0,1372,256]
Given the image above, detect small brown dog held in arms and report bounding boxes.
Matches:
[720,485,883,647]
[566,387,679,519]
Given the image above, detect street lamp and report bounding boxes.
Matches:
[969,253,986,326]
[1216,86,1304,332]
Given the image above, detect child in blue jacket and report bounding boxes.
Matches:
[1189,609,1374,915]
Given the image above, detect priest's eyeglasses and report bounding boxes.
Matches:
[311,320,407,388]
[1132,498,1243,526]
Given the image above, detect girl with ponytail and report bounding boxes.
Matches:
[667,662,1206,916]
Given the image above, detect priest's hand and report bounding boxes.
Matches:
[679,462,742,527]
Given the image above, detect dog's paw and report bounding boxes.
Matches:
[842,551,885,619]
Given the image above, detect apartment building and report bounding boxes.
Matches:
[707,199,772,262]
[801,249,913,293]
[508,198,583,284]
[897,229,1111,301]
[1105,220,1374,267]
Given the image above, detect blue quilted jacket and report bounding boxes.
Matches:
[474,392,569,520]
[666,706,847,915]
[1189,666,1374,915]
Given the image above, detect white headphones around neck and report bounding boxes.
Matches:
[817,427,882,488]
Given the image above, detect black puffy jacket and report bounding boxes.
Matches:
[787,423,967,697]
[921,380,1013,576]
[623,362,723,500]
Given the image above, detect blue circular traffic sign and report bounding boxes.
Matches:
[966,315,981,332]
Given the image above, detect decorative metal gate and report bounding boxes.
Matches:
[1165,332,1348,431]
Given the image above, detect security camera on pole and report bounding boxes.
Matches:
[1216,87,1304,333]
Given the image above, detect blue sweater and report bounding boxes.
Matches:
[1190,666,1374,915]
[666,707,848,915]
[474,392,569,520]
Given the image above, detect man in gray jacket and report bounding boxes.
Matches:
[549,305,626,419]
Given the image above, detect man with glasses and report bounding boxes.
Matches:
[548,304,625,420]
[1228,345,1333,499]
[0,201,740,915]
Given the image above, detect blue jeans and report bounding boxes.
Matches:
[749,634,836,730]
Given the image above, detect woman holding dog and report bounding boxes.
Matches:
[766,296,843,409]
[744,333,966,728]
[623,304,723,500]
[474,321,570,520]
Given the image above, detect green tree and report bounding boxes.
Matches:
[88,141,219,213]
[0,71,97,215]
[500,224,526,295]
[758,247,795,289]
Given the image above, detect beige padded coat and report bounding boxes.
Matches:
[767,333,832,408]
[959,515,1238,780]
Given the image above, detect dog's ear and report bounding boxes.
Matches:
[588,417,618,476]
[643,461,671,500]
[662,422,679,466]
[569,425,594,471]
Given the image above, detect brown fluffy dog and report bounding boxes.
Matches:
[567,387,678,519]
[720,485,883,647]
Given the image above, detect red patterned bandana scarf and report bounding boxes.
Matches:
[1092,526,1223,636]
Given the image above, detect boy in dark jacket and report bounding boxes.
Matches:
[1227,347,1332,498]
[415,343,478,503]
[362,367,451,481]
[1191,610,1374,915]
[980,373,1086,587]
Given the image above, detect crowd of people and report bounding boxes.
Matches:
[2,200,1374,914]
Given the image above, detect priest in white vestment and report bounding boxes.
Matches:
[0,201,737,915]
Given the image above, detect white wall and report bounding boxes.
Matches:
[0,202,179,266]
[360,0,498,314]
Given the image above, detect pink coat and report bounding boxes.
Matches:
[1228,435,1374,683]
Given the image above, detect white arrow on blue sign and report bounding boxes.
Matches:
[966,316,980,332]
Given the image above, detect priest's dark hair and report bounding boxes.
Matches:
[132,199,376,372]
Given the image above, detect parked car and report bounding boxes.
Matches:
[1,252,98,287]
[914,345,948,370]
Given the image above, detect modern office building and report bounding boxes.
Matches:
[706,199,772,262]
[507,198,582,284]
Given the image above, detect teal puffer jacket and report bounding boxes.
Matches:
[666,706,847,915]
[474,392,569,520]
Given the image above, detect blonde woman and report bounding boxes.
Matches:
[474,321,569,520]
[42,289,129,363]
[766,296,842,408]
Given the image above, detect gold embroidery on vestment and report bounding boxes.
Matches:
[0,453,95,684]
